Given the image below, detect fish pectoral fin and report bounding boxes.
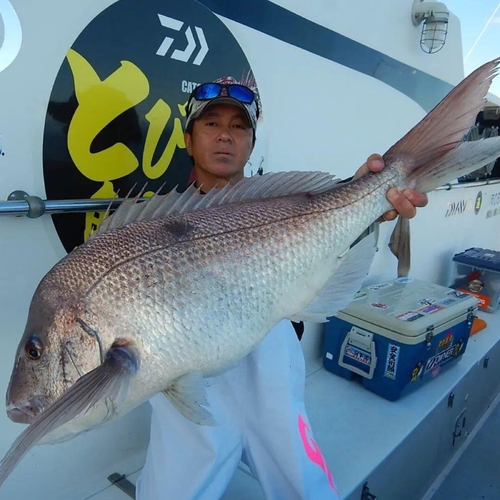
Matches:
[163,373,218,427]
[0,342,139,488]
[290,225,379,323]
[389,216,411,277]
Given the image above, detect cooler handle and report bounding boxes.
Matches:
[338,327,377,379]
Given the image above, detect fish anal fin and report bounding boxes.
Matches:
[290,226,379,323]
[163,373,218,427]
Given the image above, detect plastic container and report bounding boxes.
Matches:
[452,247,500,313]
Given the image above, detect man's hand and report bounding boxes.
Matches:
[354,153,428,221]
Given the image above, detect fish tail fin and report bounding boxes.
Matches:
[382,57,500,277]
[409,138,500,192]
[384,57,500,193]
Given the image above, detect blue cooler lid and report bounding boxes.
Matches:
[453,248,500,273]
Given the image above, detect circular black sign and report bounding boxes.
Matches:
[43,0,255,252]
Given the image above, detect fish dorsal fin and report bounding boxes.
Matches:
[95,172,339,236]
[163,373,218,426]
[290,226,379,323]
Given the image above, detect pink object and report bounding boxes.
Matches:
[298,413,338,493]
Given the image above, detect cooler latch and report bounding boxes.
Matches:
[338,327,377,379]
[425,326,434,349]
[466,307,475,327]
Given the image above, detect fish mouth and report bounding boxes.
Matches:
[7,407,33,424]
[6,397,46,424]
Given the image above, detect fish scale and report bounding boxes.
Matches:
[78,168,400,401]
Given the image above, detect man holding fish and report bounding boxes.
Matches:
[136,76,428,499]
[4,60,500,498]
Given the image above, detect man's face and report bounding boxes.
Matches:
[184,103,254,184]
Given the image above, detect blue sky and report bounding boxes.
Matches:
[446,0,500,97]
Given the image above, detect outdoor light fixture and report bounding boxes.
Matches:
[412,0,450,54]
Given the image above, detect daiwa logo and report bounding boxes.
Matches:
[445,199,473,217]
[156,14,209,65]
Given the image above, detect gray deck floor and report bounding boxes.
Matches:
[431,399,500,500]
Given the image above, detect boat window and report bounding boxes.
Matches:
[458,107,500,183]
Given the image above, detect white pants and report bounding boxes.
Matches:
[136,320,339,500]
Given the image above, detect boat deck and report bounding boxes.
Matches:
[429,394,500,500]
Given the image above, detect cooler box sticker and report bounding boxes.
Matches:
[418,298,436,306]
[425,345,455,372]
[420,304,444,315]
[384,344,400,380]
[353,290,367,300]
[344,345,372,366]
[370,302,388,310]
[438,332,454,350]
[447,290,470,299]
[439,298,456,307]
[411,361,424,382]
[368,282,393,291]
[395,310,424,322]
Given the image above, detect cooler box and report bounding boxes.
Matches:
[452,247,500,313]
[323,278,478,401]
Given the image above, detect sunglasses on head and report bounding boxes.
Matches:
[188,82,258,115]
[193,82,255,103]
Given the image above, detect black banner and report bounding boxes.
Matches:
[43,0,254,252]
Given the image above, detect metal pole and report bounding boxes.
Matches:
[0,200,29,216]
[436,179,500,191]
[0,197,147,218]
[44,199,126,214]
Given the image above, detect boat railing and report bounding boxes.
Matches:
[0,190,147,218]
[0,179,499,218]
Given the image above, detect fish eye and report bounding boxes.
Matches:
[24,335,43,361]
